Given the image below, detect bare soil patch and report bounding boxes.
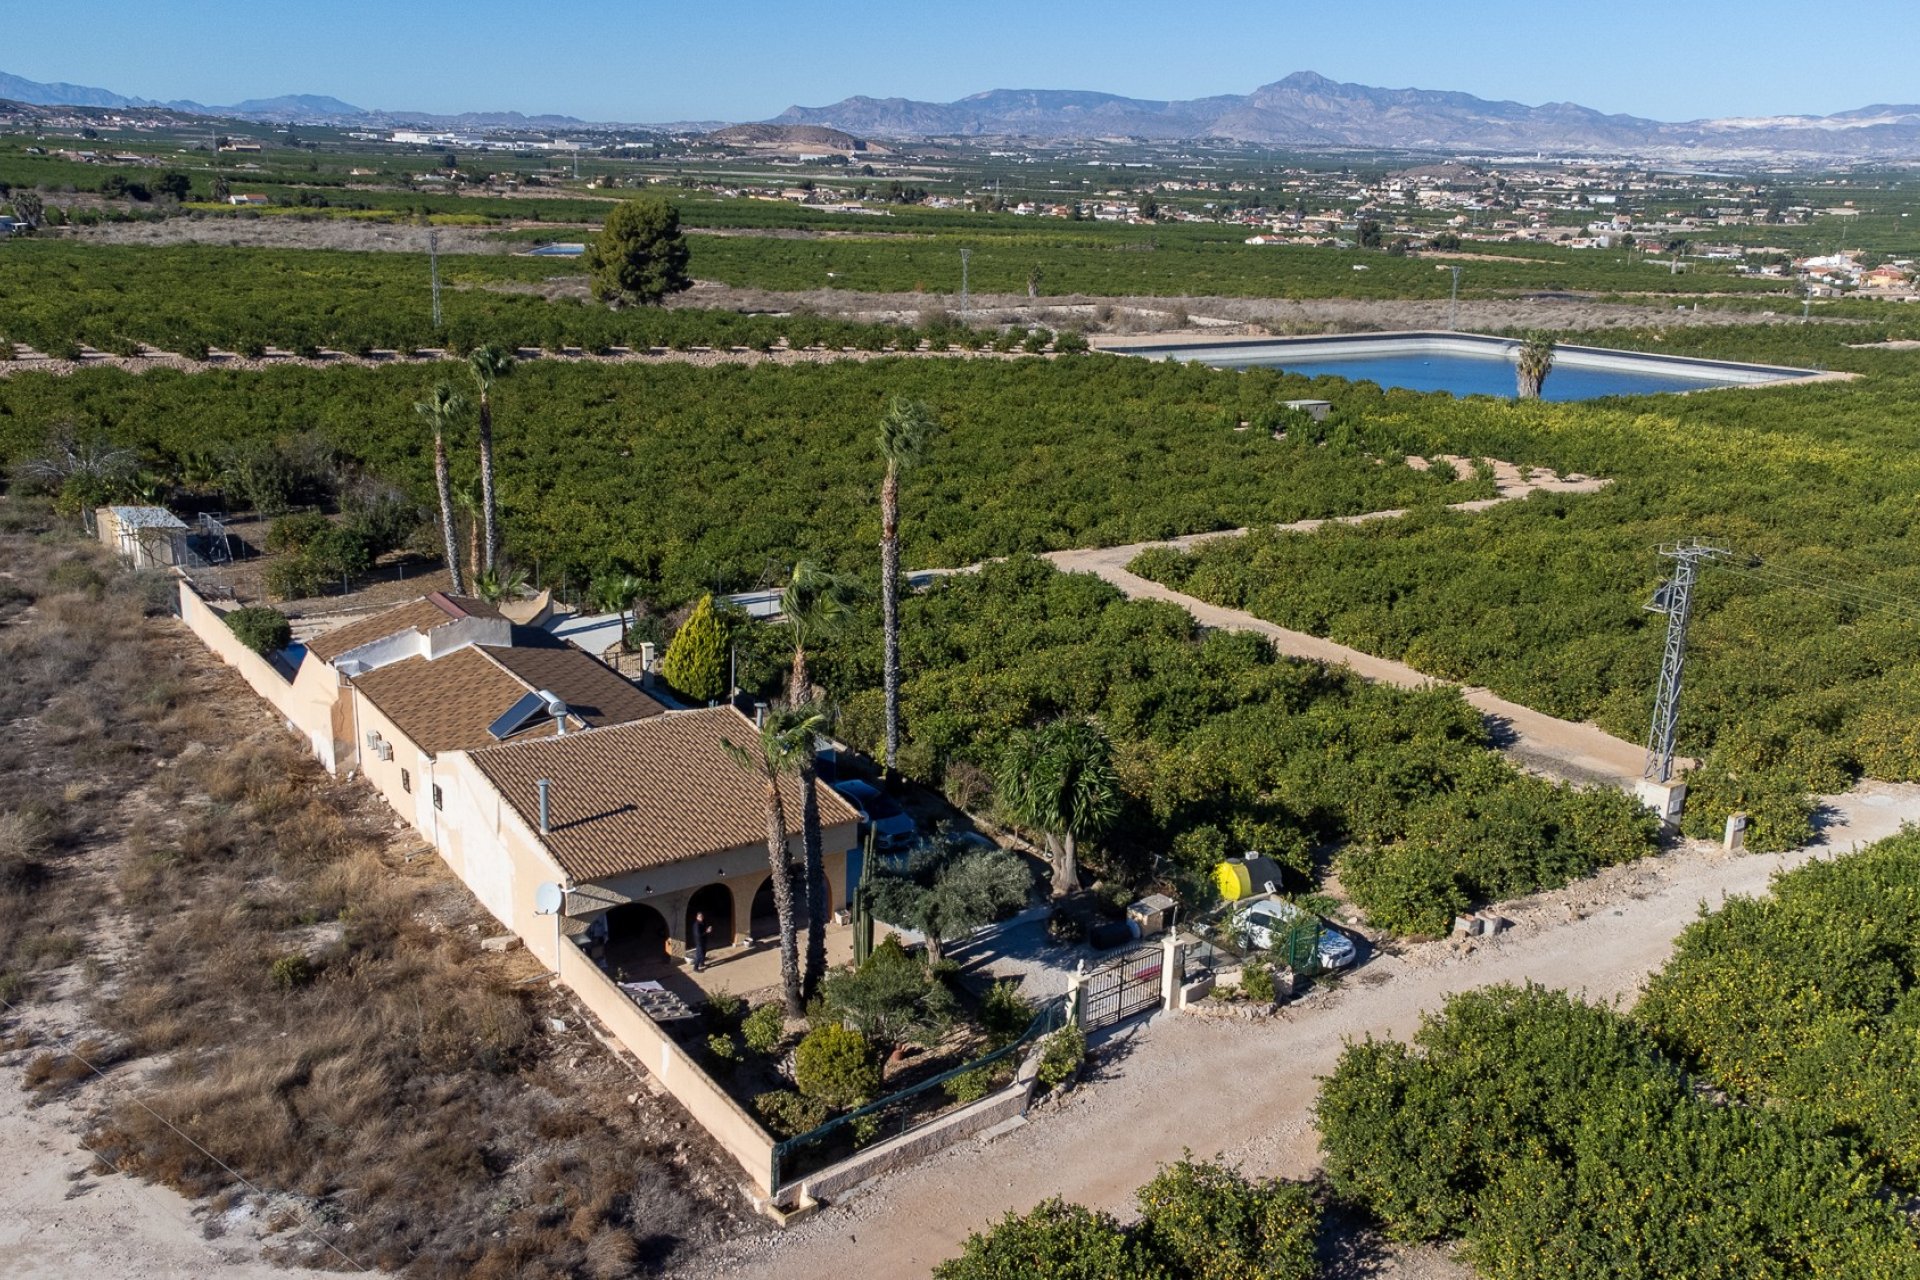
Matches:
[0,498,760,1278]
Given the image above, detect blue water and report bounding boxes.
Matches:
[527,243,586,257]
[1195,351,1751,401]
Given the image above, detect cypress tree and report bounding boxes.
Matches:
[660,594,726,704]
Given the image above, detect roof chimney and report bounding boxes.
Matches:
[753,701,768,728]
[537,779,551,836]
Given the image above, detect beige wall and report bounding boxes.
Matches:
[178,579,344,772]
[562,937,776,1193]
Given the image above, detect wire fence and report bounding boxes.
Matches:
[770,995,1067,1191]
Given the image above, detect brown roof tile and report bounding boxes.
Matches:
[469,707,861,881]
[306,593,503,663]
[352,642,663,756]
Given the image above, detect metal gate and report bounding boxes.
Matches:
[1080,944,1164,1030]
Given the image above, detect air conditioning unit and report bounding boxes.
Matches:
[376,741,394,762]
[365,730,384,752]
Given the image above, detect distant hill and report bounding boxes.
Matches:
[774,70,1920,160]
[701,123,871,151]
[5,66,1918,159]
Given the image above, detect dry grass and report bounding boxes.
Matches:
[0,497,759,1275]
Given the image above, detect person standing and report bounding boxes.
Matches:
[690,910,710,972]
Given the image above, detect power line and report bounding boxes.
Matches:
[0,995,372,1273]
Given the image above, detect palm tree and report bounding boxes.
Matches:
[779,559,858,998]
[592,571,644,646]
[449,476,484,583]
[724,706,829,1017]
[781,560,858,706]
[1515,334,1556,400]
[996,719,1120,898]
[876,398,941,776]
[467,344,515,576]
[473,565,529,604]
[412,384,469,595]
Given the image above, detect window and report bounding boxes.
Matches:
[432,784,443,811]
[400,768,411,794]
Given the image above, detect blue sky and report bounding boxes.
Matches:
[11,0,1918,124]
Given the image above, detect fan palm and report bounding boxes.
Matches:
[724,706,830,1016]
[1515,334,1556,400]
[412,383,469,595]
[591,571,645,646]
[467,344,515,575]
[781,559,858,706]
[876,398,941,775]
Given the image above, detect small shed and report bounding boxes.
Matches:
[98,505,190,570]
[1283,399,1333,423]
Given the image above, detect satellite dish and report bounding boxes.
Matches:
[534,882,565,916]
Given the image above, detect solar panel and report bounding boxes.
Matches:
[488,690,550,740]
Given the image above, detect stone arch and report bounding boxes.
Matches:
[685,882,735,950]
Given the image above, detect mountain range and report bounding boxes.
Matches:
[5,68,1919,160]
[776,72,1920,160]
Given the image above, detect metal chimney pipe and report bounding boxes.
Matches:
[753,701,768,728]
[537,779,551,835]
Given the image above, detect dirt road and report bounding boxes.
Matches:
[702,781,1920,1280]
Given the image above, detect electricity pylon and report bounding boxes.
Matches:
[1643,540,1729,783]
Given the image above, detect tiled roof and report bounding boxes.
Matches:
[351,642,663,755]
[306,593,502,662]
[469,706,861,882]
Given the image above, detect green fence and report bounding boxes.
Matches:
[770,995,1067,1192]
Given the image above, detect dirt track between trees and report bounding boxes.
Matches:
[695,780,1920,1280]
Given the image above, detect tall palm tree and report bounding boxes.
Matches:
[997,719,1120,898]
[876,398,941,776]
[724,706,829,1017]
[467,344,515,575]
[779,560,858,998]
[1515,334,1556,400]
[449,476,484,583]
[412,384,469,595]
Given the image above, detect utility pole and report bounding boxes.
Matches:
[1446,265,1462,331]
[1642,540,1727,784]
[428,228,443,330]
[959,247,971,317]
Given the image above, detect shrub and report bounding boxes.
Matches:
[753,1089,828,1139]
[1239,960,1277,1004]
[933,1199,1149,1280]
[704,1033,740,1072]
[268,953,313,990]
[223,605,291,655]
[265,511,332,555]
[1315,984,1920,1276]
[741,1002,786,1055]
[1133,1158,1320,1280]
[943,1066,997,1105]
[1051,329,1089,354]
[979,979,1035,1050]
[1036,1023,1085,1090]
[1339,841,1467,938]
[793,1023,880,1110]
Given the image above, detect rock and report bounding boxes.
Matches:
[547,1017,568,1034]
[1453,914,1479,936]
[480,934,520,953]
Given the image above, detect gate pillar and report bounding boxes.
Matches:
[1160,933,1184,1013]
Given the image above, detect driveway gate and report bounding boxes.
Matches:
[1080,944,1164,1030]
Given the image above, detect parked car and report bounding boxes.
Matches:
[831,778,916,853]
[1228,897,1357,974]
